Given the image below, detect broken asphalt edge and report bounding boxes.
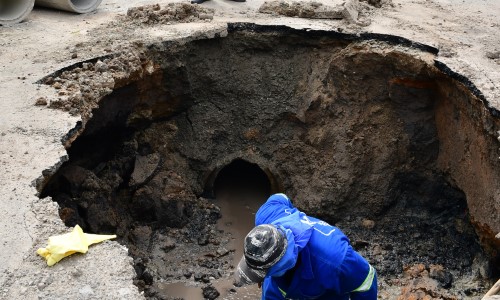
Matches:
[36,23,499,120]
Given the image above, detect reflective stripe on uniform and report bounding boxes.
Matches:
[352,264,375,292]
[278,287,287,298]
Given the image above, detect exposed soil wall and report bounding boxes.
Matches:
[435,77,500,266]
[38,24,500,298]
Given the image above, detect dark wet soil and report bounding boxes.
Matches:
[40,138,488,299]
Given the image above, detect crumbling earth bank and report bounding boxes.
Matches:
[37,25,500,299]
[126,3,215,25]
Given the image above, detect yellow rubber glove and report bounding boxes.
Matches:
[36,225,116,266]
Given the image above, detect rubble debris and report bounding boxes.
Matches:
[258,0,359,22]
[39,45,149,121]
[486,51,500,60]
[429,264,453,289]
[360,0,382,8]
[397,264,458,300]
[361,219,375,229]
[35,97,48,106]
[126,3,214,25]
[129,153,162,188]
[202,284,220,300]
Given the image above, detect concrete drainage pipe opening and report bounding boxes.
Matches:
[37,24,500,299]
[0,0,34,25]
[35,0,102,13]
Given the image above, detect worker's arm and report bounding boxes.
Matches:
[261,276,286,300]
[349,267,377,300]
[338,247,378,300]
[255,193,298,225]
[317,246,377,300]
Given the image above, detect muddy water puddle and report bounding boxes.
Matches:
[159,187,267,299]
[157,282,206,299]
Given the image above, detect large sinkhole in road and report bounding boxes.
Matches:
[39,24,500,299]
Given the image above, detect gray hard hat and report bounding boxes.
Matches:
[234,224,287,286]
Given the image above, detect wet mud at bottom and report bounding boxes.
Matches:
[155,191,264,300]
[150,161,269,299]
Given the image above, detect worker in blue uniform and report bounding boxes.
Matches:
[234,193,377,300]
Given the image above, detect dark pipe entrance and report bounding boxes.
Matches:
[209,159,271,299]
[213,159,272,199]
[159,159,273,299]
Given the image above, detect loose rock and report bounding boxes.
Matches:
[35,97,47,106]
[259,0,359,22]
[202,285,220,300]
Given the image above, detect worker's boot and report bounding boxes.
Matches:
[191,0,210,4]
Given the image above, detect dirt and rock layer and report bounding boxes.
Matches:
[37,25,500,299]
[125,3,215,25]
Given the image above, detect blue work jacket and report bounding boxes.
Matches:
[255,194,377,300]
